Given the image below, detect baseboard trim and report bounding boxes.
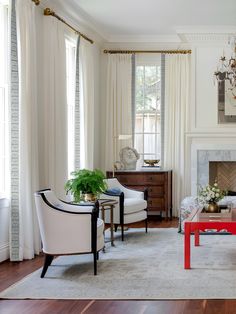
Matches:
[0,243,10,262]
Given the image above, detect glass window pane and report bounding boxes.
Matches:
[144,66,160,111]
[156,134,161,159]
[156,115,161,133]
[136,154,144,169]
[134,134,143,154]
[144,154,156,160]
[144,134,155,154]
[135,114,143,133]
[136,66,144,111]
[144,113,155,133]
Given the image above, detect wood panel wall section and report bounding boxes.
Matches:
[106,170,172,219]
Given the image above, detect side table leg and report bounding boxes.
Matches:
[184,222,191,269]
[194,229,200,246]
[110,205,114,246]
[101,207,106,252]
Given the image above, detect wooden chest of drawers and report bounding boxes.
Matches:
[106,170,172,219]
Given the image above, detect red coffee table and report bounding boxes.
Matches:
[184,209,236,269]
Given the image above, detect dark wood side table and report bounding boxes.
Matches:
[99,199,118,248]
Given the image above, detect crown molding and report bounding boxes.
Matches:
[176,26,236,43]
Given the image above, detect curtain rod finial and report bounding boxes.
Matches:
[32,0,40,5]
[44,8,54,16]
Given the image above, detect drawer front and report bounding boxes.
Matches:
[115,174,144,185]
[123,185,164,197]
[148,198,164,210]
[143,173,165,184]
[147,186,164,197]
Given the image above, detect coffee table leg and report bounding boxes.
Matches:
[194,229,200,246]
[110,205,114,246]
[184,222,191,269]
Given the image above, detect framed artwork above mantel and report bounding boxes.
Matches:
[218,81,236,123]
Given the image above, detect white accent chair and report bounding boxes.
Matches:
[34,189,104,278]
[100,178,148,241]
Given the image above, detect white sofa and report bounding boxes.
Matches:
[179,196,236,232]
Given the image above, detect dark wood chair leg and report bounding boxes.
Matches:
[145,218,148,233]
[114,224,118,232]
[93,252,97,275]
[41,254,54,278]
[121,224,124,241]
[96,252,99,260]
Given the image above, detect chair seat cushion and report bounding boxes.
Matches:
[124,210,147,224]
[124,198,147,214]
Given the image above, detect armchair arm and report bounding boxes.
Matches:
[99,191,125,225]
[118,185,145,199]
[40,193,97,215]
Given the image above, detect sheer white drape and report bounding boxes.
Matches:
[163,54,190,217]
[105,54,132,170]
[14,0,41,259]
[79,38,94,169]
[42,17,68,199]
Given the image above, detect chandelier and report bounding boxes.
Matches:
[214,36,236,93]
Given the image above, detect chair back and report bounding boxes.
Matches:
[34,190,93,254]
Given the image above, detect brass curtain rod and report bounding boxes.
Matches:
[31,1,94,44]
[104,49,191,54]
[44,8,94,44]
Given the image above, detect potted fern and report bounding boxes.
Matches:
[65,169,107,202]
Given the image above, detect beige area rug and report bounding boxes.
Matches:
[1,228,236,299]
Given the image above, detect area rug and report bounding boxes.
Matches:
[1,228,236,299]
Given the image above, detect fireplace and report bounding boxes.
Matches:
[191,145,236,196]
[209,161,236,192]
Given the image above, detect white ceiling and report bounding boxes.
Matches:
[46,0,236,42]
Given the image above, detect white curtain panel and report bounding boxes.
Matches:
[164,54,190,217]
[105,54,132,170]
[79,38,94,170]
[42,17,68,199]
[14,0,41,259]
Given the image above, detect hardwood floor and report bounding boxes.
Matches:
[1,218,236,314]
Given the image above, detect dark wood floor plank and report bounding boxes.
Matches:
[0,300,92,314]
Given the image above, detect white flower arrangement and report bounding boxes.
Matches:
[198,182,227,205]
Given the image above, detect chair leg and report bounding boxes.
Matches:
[96,252,99,260]
[93,251,97,275]
[114,224,118,232]
[121,224,124,241]
[145,218,148,233]
[41,254,54,278]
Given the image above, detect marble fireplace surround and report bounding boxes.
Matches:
[191,144,236,196]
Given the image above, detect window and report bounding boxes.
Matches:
[65,38,76,177]
[0,1,9,198]
[134,60,161,169]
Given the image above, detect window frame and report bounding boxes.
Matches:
[134,55,162,167]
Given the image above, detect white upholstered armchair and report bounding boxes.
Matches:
[34,189,104,278]
[100,178,148,241]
